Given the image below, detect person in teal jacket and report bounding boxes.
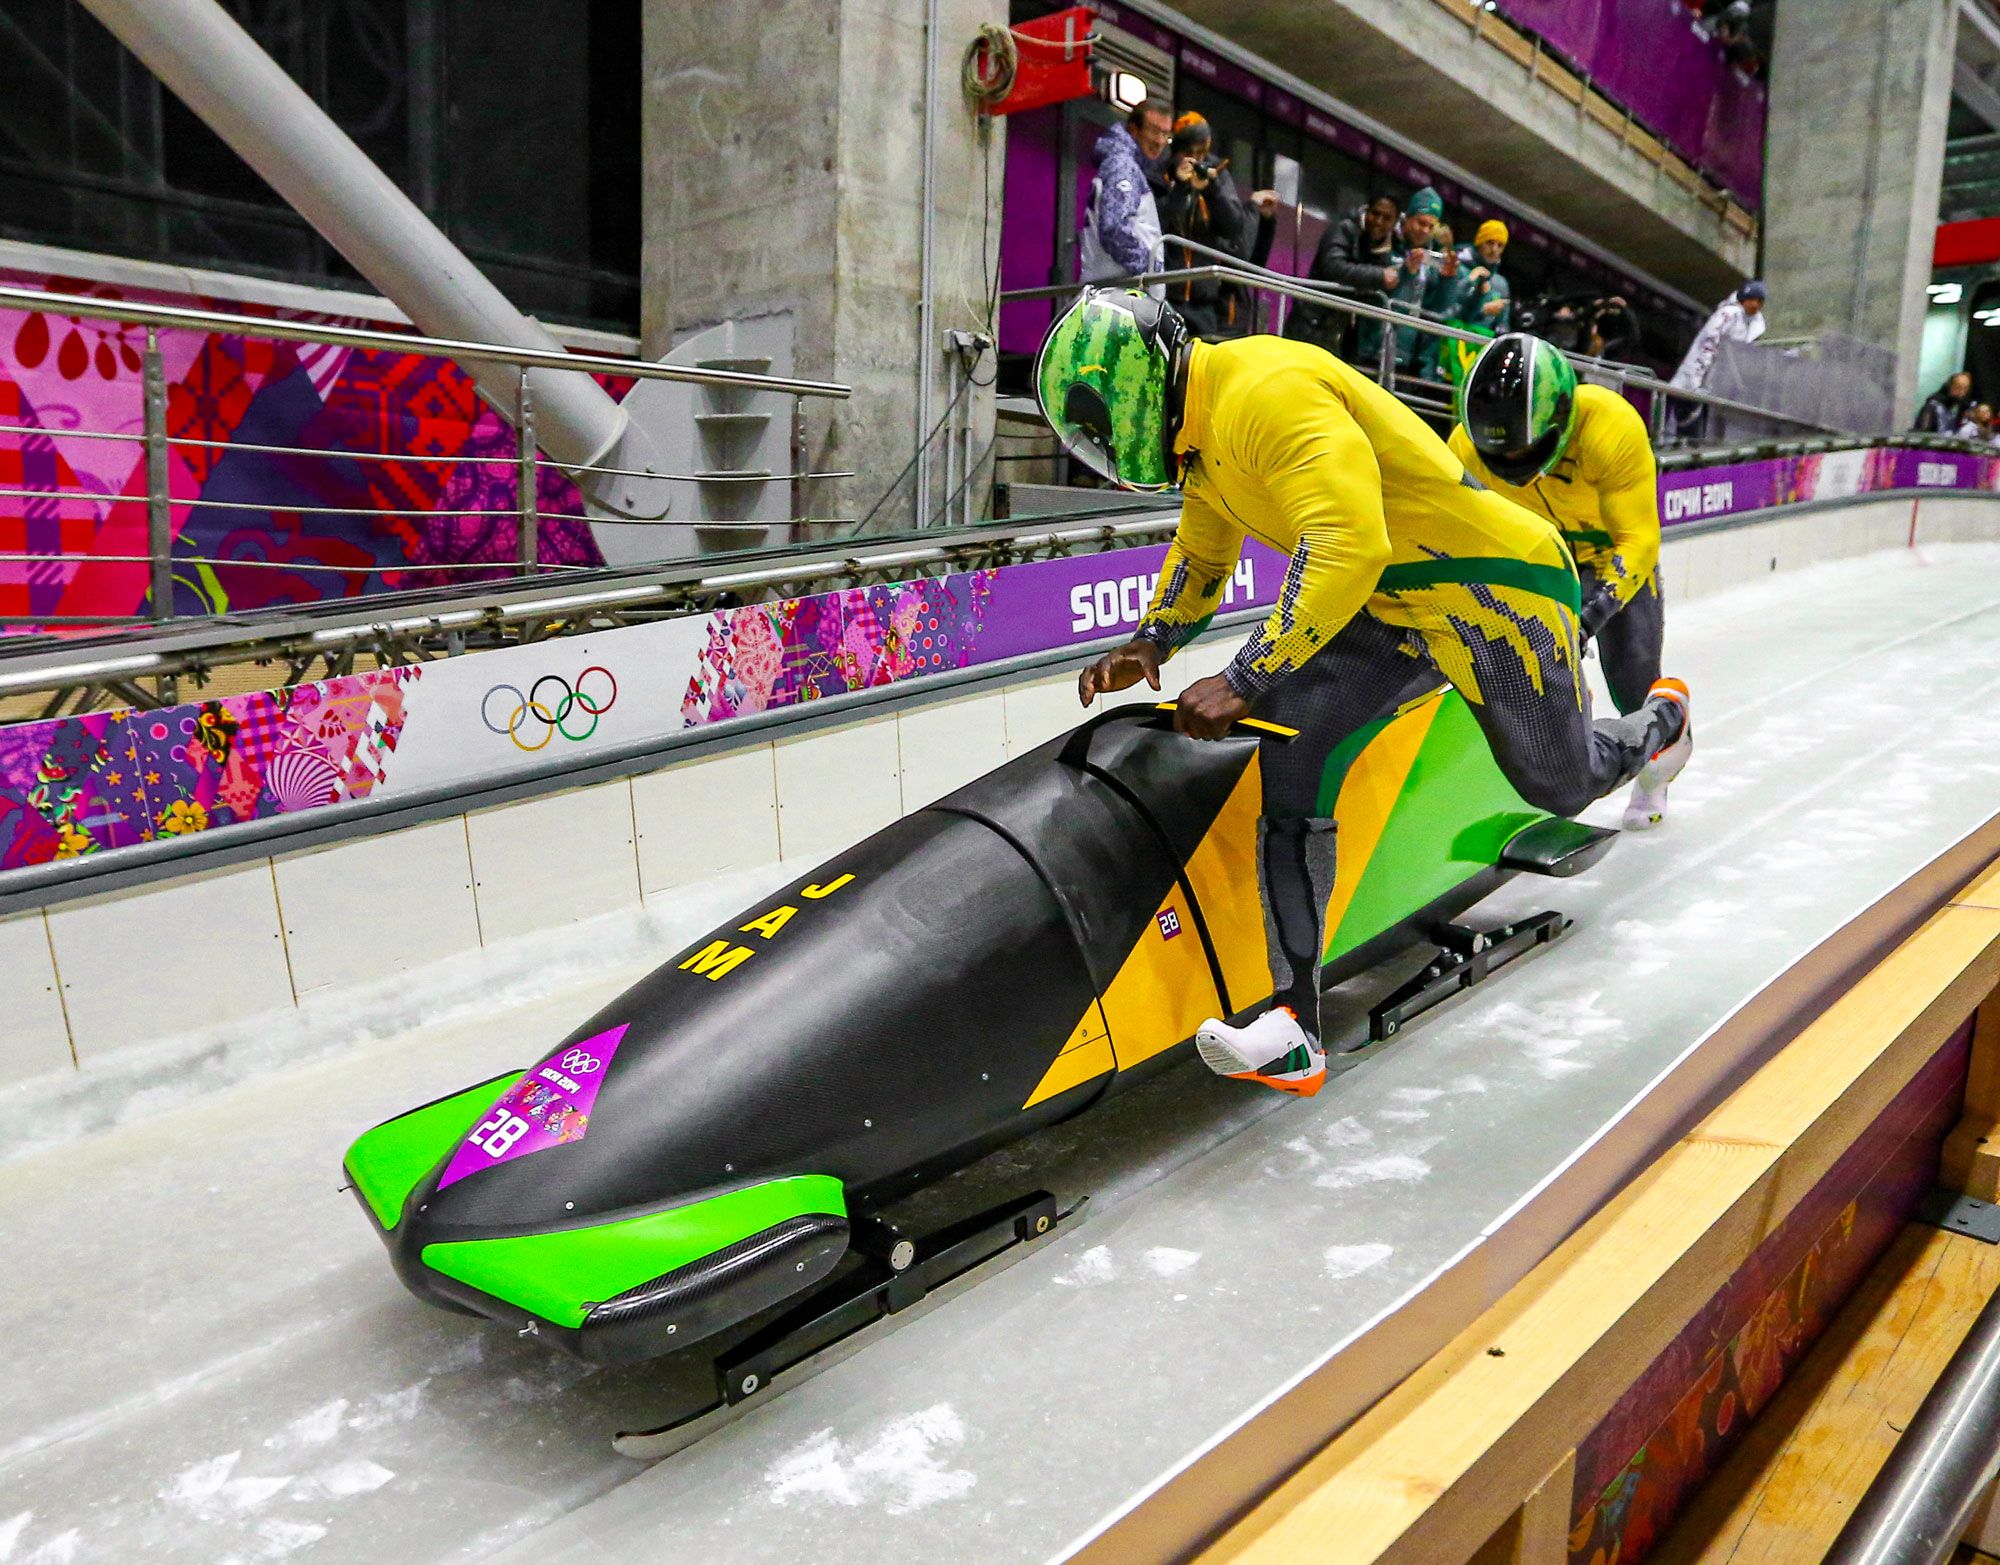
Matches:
[1377,186,1446,371]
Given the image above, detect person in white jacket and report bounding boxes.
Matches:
[1669,280,1766,440]
[1079,104,1168,300]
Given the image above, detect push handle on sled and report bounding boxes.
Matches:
[1057,701,1296,771]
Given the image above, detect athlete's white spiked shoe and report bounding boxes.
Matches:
[1195,1006,1327,1096]
[1622,677,1692,832]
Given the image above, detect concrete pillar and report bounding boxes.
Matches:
[642,0,1002,534]
[1763,0,1957,419]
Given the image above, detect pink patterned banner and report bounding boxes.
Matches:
[0,269,618,629]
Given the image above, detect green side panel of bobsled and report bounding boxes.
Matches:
[345,1072,523,1230]
[1326,691,1544,962]
[419,1174,848,1329]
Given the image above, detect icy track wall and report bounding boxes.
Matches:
[0,486,1994,1087]
[0,266,620,625]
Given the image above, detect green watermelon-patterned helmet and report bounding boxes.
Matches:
[1457,332,1578,483]
[1035,289,1188,492]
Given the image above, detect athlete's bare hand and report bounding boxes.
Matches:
[1078,639,1162,706]
[1173,675,1250,740]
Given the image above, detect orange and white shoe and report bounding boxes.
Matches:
[1195,1007,1327,1096]
[1623,678,1691,832]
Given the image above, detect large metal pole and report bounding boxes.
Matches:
[1824,1282,2000,1565]
[77,0,663,517]
[915,0,941,526]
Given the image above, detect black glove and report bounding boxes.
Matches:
[1579,583,1620,641]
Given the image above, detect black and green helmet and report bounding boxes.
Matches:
[1035,288,1188,492]
[1458,332,1579,483]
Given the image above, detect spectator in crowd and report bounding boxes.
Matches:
[1463,220,1513,332]
[1284,194,1400,358]
[1079,99,1168,290]
[1131,98,1174,208]
[1917,371,1975,434]
[1959,402,1997,445]
[1410,223,1463,380]
[1669,279,1766,439]
[1433,218,1515,385]
[1532,293,1639,362]
[1159,112,1254,338]
[1383,186,1447,370]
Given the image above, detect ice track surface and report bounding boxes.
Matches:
[9,543,2000,1565]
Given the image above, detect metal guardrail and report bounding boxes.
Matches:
[1823,1277,2000,1565]
[0,502,1183,712]
[0,283,855,628]
[1003,243,1849,440]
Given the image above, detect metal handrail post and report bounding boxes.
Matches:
[142,329,173,622]
[515,368,538,576]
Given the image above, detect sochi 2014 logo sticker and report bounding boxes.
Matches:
[436,1023,631,1190]
[481,667,618,751]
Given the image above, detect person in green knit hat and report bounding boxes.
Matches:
[1350,186,1441,372]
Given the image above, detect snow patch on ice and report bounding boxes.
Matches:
[301,1459,395,1498]
[162,1451,294,1515]
[1314,1151,1432,1192]
[1052,1245,1116,1288]
[1375,1109,1429,1125]
[1483,994,1628,1080]
[765,1405,975,1516]
[1320,1116,1374,1149]
[18,1531,78,1565]
[347,1382,427,1430]
[1388,1086,1445,1104]
[0,1514,29,1561]
[1322,1243,1394,1281]
[253,1518,329,1557]
[274,1398,348,1448]
[1144,1247,1201,1278]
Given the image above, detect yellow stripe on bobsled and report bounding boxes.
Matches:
[1022,1002,1116,1108]
[1319,691,1443,950]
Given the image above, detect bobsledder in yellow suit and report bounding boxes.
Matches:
[1449,382,1666,713]
[1124,336,1683,1041]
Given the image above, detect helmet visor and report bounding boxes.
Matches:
[1482,425,1564,484]
[1056,381,1123,485]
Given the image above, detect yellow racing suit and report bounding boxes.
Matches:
[1133,337,1678,1039]
[1449,383,1665,712]
[1136,335,1581,705]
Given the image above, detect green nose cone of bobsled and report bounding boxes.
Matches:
[343,1076,848,1365]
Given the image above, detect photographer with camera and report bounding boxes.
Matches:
[1159,112,1254,339]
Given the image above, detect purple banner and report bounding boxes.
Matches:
[1491,0,1764,206]
[975,538,1288,662]
[1657,446,2000,528]
[1266,86,1304,128]
[1083,0,1175,52]
[1303,108,1372,161]
[1177,43,1264,106]
[1373,146,1434,190]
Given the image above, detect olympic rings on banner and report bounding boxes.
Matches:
[481,666,619,751]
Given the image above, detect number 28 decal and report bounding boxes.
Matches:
[470,1109,531,1159]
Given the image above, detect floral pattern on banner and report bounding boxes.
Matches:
[0,666,419,868]
[680,574,996,725]
[0,269,609,629]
